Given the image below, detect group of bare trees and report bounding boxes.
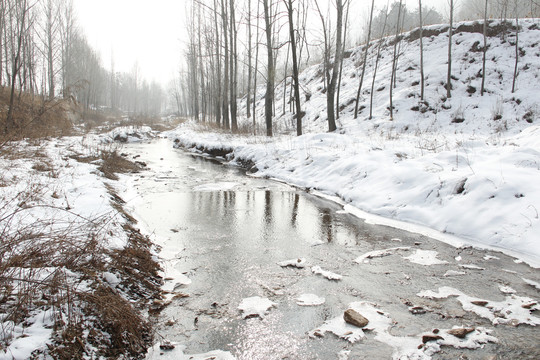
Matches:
[179,0,539,136]
[1,0,164,134]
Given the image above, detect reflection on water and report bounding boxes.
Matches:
[183,189,358,248]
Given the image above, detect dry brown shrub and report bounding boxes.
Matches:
[0,88,75,142]
[98,150,141,180]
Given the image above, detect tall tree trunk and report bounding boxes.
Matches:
[229,0,238,132]
[252,0,260,135]
[336,0,350,121]
[389,0,403,120]
[369,7,388,120]
[354,0,375,119]
[213,0,222,125]
[263,0,274,137]
[418,0,425,101]
[446,0,454,99]
[481,0,488,96]
[6,0,29,132]
[324,0,344,132]
[221,0,230,129]
[511,4,519,93]
[285,0,303,136]
[246,0,252,119]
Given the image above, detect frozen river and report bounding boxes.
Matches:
[122,138,539,359]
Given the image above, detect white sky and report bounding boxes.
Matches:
[73,0,188,85]
[73,0,448,86]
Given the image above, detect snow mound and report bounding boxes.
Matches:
[101,125,154,143]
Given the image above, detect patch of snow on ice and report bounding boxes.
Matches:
[523,278,540,290]
[278,258,307,268]
[418,286,540,326]
[145,343,235,360]
[354,247,410,263]
[498,285,516,294]
[403,250,448,266]
[296,294,325,306]
[238,296,277,319]
[483,255,500,261]
[444,270,467,277]
[311,266,343,280]
[460,264,485,270]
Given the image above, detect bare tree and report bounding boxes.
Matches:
[315,0,345,132]
[481,0,488,95]
[446,0,454,99]
[511,0,519,93]
[354,0,375,119]
[390,0,404,120]
[6,0,31,131]
[284,0,303,135]
[369,5,389,120]
[418,0,425,100]
[336,0,350,121]
[262,0,274,136]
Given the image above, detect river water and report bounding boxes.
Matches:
[122,138,540,359]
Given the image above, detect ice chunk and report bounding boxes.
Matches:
[444,270,466,277]
[146,343,235,360]
[311,266,343,280]
[354,247,410,263]
[296,294,325,306]
[238,296,277,319]
[403,250,448,266]
[278,258,306,268]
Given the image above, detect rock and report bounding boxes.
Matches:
[522,302,537,309]
[422,334,443,343]
[472,300,488,307]
[409,306,427,314]
[343,309,369,328]
[447,327,475,339]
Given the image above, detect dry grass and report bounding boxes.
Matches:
[0,164,161,358]
[98,150,142,180]
[0,88,75,143]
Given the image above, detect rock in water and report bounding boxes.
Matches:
[447,327,475,338]
[343,309,369,328]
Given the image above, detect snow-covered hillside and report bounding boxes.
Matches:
[171,19,540,266]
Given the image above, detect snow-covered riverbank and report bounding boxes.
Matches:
[0,129,161,359]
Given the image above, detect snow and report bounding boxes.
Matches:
[309,301,498,359]
[296,294,326,306]
[523,278,540,290]
[0,309,54,360]
[100,125,155,143]
[146,343,236,360]
[238,296,277,319]
[403,249,448,265]
[278,258,307,268]
[169,19,540,268]
[354,247,410,263]
[418,286,540,326]
[311,266,343,280]
[444,270,467,277]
